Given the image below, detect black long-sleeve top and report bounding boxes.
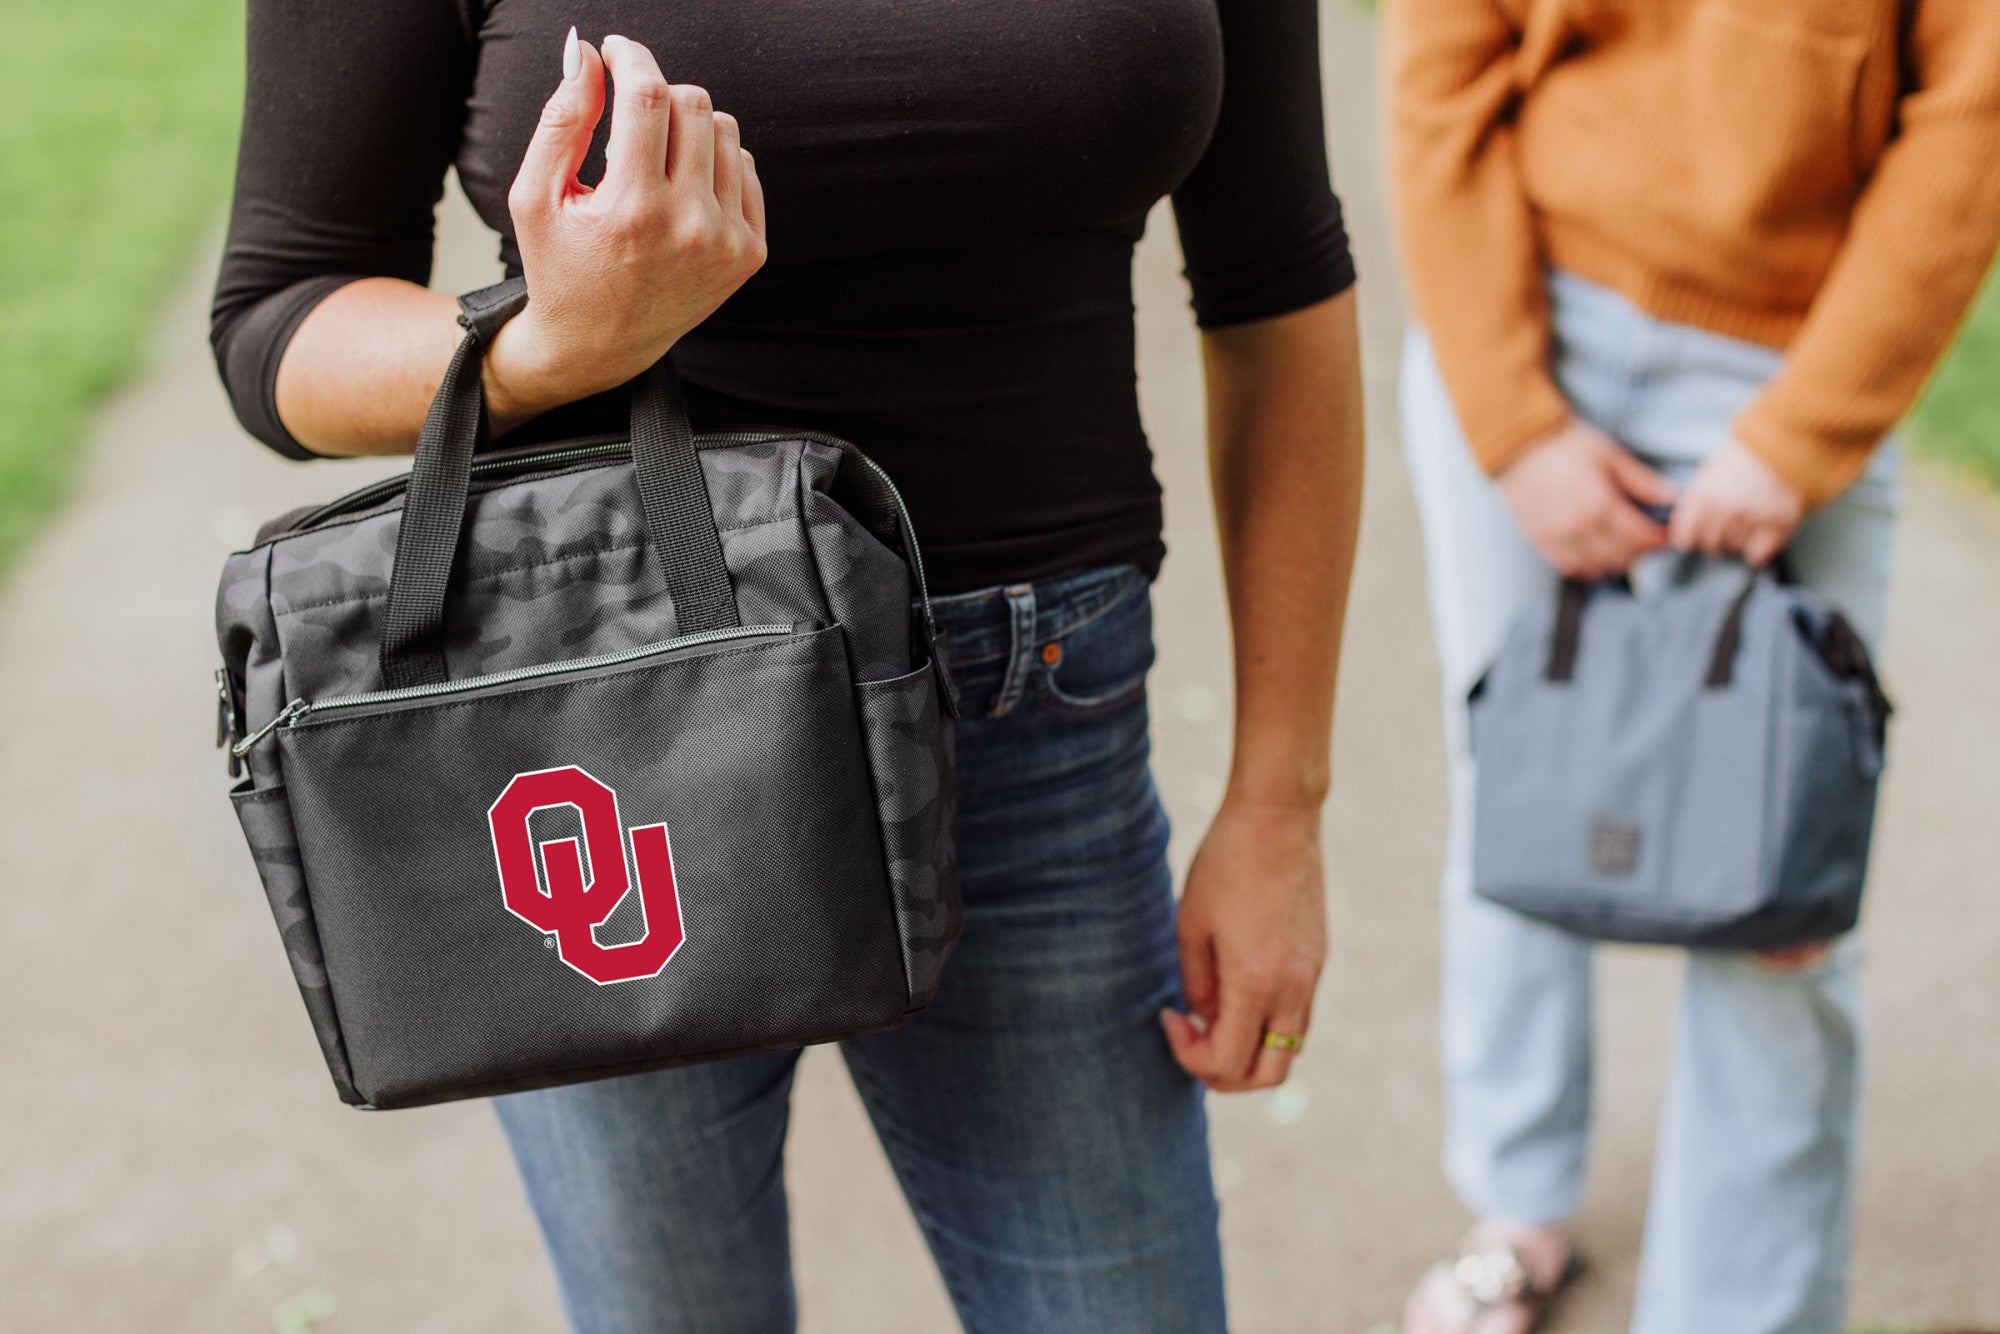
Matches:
[211,0,1355,592]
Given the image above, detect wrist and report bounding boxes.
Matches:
[1219,774,1328,822]
[481,311,576,437]
[1485,404,1578,480]
[1500,415,1583,474]
[1223,715,1333,817]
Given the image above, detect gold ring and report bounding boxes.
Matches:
[1262,1031,1303,1052]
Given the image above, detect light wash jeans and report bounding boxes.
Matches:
[492,565,1228,1334]
[1401,272,1901,1334]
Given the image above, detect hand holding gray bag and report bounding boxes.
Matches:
[215,279,963,1109]
[1469,561,1892,950]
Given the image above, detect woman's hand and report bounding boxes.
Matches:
[1667,438,1805,566]
[1497,418,1677,579]
[483,32,768,434]
[1162,799,1328,1092]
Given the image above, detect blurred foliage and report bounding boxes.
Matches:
[1910,260,2000,488]
[0,0,245,574]
[271,1286,336,1333]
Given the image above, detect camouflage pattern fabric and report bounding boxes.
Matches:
[856,661,963,1007]
[219,439,913,709]
[229,783,362,1104]
[216,432,960,1098]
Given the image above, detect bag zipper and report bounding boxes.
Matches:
[215,667,243,778]
[705,432,934,615]
[229,622,793,760]
[273,429,934,621]
[282,435,628,531]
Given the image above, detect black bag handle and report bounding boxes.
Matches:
[379,279,739,689]
[1703,565,1764,688]
[1544,557,1790,689]
[1704,553,1808,688]
[1543,574,1634,683]
[1543,578,1594,683]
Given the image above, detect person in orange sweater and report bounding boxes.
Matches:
[1384,2,2000,1331]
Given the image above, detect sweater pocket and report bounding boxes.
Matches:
[1686,6,1867,240]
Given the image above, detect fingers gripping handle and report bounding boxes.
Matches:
[378,278,738,690]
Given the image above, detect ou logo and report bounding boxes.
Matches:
[487,766,686,985]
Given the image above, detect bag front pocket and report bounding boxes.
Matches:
[855,659,962,1010]
[273,624,906,1108]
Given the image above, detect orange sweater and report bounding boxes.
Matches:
[1384,0,2000,505]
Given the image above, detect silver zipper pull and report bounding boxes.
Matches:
[215,668,244,778]
[214,668,235,749]
[231,698,310,760]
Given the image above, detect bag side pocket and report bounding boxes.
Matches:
[855,659,962,1011]
[230,782,364,1105]
[1765,615,1878,938]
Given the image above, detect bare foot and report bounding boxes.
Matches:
[1400,1221,1572,1334]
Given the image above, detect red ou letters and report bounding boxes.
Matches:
[487,766,686,985]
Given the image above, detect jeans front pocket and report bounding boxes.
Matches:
[1037,572,1156,719]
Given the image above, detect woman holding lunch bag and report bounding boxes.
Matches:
[1385,1,2000,1330]
[210,2,1364,1330]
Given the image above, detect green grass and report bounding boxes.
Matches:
[0,0,245,573]
[1911,260,2000,488]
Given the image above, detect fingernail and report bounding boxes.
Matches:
[603,33,626,45]
[562,25,579,81]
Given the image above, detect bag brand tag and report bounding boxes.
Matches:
[1589,820,1642,876]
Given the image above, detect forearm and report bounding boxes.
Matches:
[1384,0,1564,473]
[270,278,459,455]
[1731,6,2000,504]
[1734,169,2000,505]
[1201,291,1365,812]
[273,276,574,456]
[1736,148,2000,505]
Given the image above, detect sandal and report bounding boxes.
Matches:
[1402,1227,1584,1334]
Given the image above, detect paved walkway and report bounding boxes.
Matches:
[5,6,1998,1330]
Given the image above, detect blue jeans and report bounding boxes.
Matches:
[1401,272,1900,1334]
[493,564,1228,1334]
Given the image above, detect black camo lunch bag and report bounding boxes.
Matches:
[215,279,963,1109]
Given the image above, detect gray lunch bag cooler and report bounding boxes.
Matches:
[1469,563,1892,950]
[215,279,962,1109]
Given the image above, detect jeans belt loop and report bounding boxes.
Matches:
[987,583,1039,718]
